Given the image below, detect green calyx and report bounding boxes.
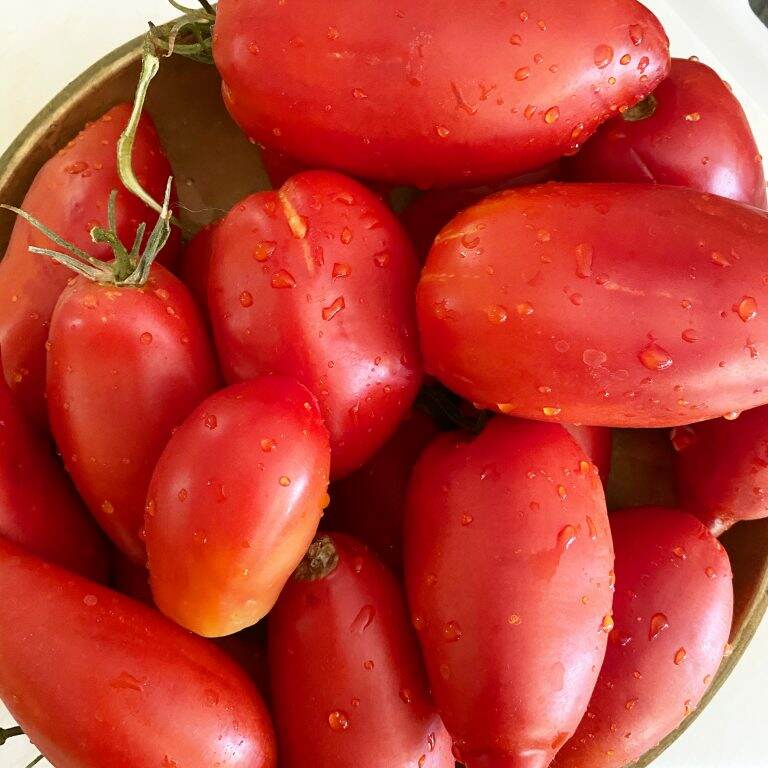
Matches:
[1,178,174,287]
[294,535,339,581]
[622,93,658,122]
[148,0,217,65]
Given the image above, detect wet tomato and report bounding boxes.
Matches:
[213,0,669,188]
[564,423,613,485]
[565,58,767,207]
[555,507,733,768]
[269,533,453,768]
[0,535,276,768]
[405,417,614,768]
[674,407,768,534]
[178,221,220,312]
[0,103,180,427]
[418,183,768,427]
[0,373,108,581]
[145,377,331,637]
[48,264,218,562]
[209,170,422,478]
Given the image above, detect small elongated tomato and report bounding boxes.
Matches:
[555,507,733,768]
[178,221,220,311]
[0,536,276,768]
[0,103,180,427]
[0,374,108,581]
[48,264,219,562]
[214,0,669,188]
[405,418,614,768]
[209,171,422,478]
[145,378,331,637]
[673,407,768,534]
[564,423,612,484]
[269,533,453,768]
[564,58,767,208]
[400,163,561,258]
[418,183,768,427]
[324,410,439,572]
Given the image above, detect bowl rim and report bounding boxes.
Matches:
[1,26,767,768]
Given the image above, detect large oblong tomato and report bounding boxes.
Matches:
[0,536,276,768]
[145,377,331,637]
[213,0,669,188]
[47,264,219,562]
[269,533,453,768]
[405,417,614,768]
[0,103,180,427]
[564,58,767,207]
[0,374,108,581]
[209,170,422,478]
[555,507,733,768]
[418,183,768,427]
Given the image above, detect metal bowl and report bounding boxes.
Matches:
[0,32,766,768]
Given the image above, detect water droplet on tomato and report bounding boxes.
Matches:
[684,112,701,122]
[638,342,673,371]
[253,241,276,262]
[705,566,716,579]
[139,332,153,345]
[557,525,577,550]
[271,269,296,288]
[620,53,631,65]
[594,44,614,68]
[363,659,374,670]
[279,475,291,487]
[399,688,413,704]
[486,304,508,324]
[734,296,758,322]
[601,614,615,632]
[461,513,474,526]
[629,24,644,44]
[435,125,450,138]
[649,612,669,640]
[260,437,276,452]
[83,594,98,606]
[332,262,352,279]
[350,604,376,634]
[516,302,535,316]
[674,647,687,664]
[328,710,350,731]
[322,296,345,321]
[582,348,607,367]
[509,33,522,45]
[204,414,218,430]
[443,620,463,642]
[515,67,531,81]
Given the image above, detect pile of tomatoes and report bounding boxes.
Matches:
[0,1,766,767]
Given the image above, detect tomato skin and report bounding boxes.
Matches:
[324,410,439,572]
[145,377,331,637]
[418,183,768,427]
[178,221,220,312]
[405,418,614,768]
[0,103,180,427]
[0,536,276,768]
[400,163,561,258]
[674,407,768,534]
[564,58,767,208]
[47,264,219,563]
[268,533,453,768]
[555,507,733,768]
[214,0,669,188]
[0,375,108,581]
[209,171,422,478]
[111,550,154,605]
[563,423,612,484]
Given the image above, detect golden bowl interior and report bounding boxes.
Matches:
[0,34,766,768]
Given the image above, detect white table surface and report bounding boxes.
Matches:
[1,1,767,766]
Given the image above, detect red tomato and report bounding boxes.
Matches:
[564,58,767,208]
[269,533,453,768]
[213,0,669,188]
[0,536,276,768]
[209,171,422,478]
[0,374,108,581]
[47,264,219,562]
[178,221,220,311]
[673,407,768,534]
[555,507,733,768]
[564,423,613,484]
[418,183,768,427]
[401,163,561,258]
[260,147,312,189]
[145,377,331,637]
[0,103,180,427]
[405,418,614,768]
[324,410,439,572]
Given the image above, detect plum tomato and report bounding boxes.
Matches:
[269,533,453,768]
[418,183,768,427]
[145,377,331,637]
[213,0,669,188]
[178,220,220,312]
[405,417,614,768]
